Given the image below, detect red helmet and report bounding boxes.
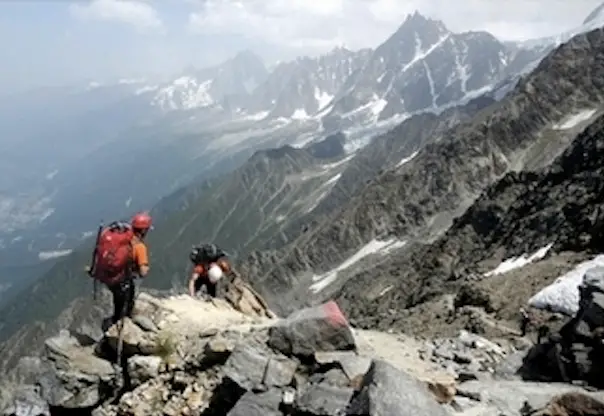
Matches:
[131,212,152,230]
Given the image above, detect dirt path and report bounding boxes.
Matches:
[354,329,454,384]
[140,293,272,334]
[141,293,454,385]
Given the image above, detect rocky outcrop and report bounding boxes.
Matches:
[1,294,451,416]
[6,290,604,416]
[223,275,278,319]
[519,266,604,388]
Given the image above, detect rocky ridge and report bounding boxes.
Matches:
[6,287,604,416]
[336,82,604,335]
[147,11,548,128]
[322,12,543,129]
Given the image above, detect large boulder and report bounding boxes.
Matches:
[347,360,449,416]
[223,344,297,391]
[127,355,163,387]
[521,266,604,387]
[295,383,354,415]
[530,392,604,416]
[1,385,50,416]
[454,380,604,415]
[38,331,116,408]
[268,301,356,358]
[104,318,158,356]
[314,351,372,380]
[227,389,283,416]
[223,345,271,391]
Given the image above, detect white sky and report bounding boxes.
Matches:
[0,0,602,92]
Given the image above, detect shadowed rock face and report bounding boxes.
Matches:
[240,28,604,317]
[306,132,346,160]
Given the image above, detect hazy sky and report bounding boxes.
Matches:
[1,0,602,93]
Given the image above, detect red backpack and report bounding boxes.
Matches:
[91,222,135,285]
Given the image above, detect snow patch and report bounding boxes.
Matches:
[125,197,132,208]
[484,243,554,277]
[240,111,269,121]
[152,77,214,111]
[553,109,597,130]
[320,154,355,170]
[39,208,55,223]
[46,170,58,180]
[291,108,310,120]
[310,239,407,293]
[370,98,388,117]
[314,88,333,111]
[528,255,604,316]
[315,104,334,118]
[401,35,450,73]
[324,173,342,186]
[135,85,158,95]
[397,150,419,167]
[39,249,73,261]
[304,173,342,213]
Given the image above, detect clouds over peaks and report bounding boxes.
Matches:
[69,0,164,33]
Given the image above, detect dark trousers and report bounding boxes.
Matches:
[195,277,217,297]
[108,279,135,324]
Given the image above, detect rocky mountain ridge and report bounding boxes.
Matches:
[321,13,545,129]
[6,287,604,416]
[342,106,604,333]
[144,12,548,131]
[238,27,604,317]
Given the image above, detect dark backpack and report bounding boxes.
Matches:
[91,221,135,285]
[190,243,226,265]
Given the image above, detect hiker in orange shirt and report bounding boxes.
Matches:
[89,212,152,324]
[114,212,151,321]
[188,244,231,298]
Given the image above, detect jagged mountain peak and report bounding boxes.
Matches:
[252,45,371,119]
[393,10,450,40]
[320,8,547,128]
[150,48,268,112]
[403,10,443,25]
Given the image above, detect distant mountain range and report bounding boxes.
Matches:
[0,11,575,267]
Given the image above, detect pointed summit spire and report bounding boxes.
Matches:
[394,10,449,39]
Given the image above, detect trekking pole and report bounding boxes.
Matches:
[87,222,104,301]
[116,302,127,366]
